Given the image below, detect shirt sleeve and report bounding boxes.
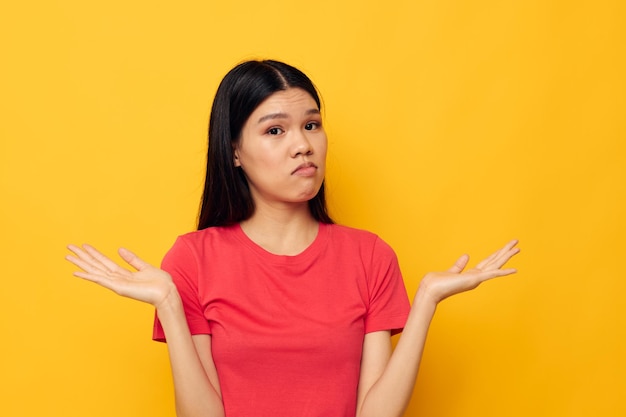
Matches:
[152,236,212,342]
[364,237,411,335]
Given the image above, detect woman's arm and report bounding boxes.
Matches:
[156,296,224,417]
[356,240,520,417]
[66,244,224,417]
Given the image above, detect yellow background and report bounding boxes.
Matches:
[1,1,624,416]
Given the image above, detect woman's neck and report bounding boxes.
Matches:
[239,203,319,256]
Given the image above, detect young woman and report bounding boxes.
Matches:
[66,60,519,417]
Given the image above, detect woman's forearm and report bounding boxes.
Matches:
[358,288,437,417]
[156,290,225,417]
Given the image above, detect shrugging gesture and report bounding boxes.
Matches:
[63,61,522,417]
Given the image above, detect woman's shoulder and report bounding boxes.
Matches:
[324,224,399,270]
[178,224,238,239]
[326,223,393,251]
[327,223,377,239]
[169,224,240,252]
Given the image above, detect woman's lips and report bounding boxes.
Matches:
[292,162,318,176]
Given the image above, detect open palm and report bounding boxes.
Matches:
[419,239,520,304]
[65,244,176,308]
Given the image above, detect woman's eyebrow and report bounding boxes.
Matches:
[257,109,320,124]
[258,112,289,124]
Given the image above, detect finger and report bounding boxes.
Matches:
[476,240,519,270]
[67,244,112,273]
[475,249,499,270]
[487,267,517,279]
[496,240,519,260]
[118,247,150,271]
[65,255,125,291]
[472,266,518,283]
[448,254,470,273]
[475,247,506,269]
[65,254,102,275]
[72,269,111,285]
[491,246,520,270]
[82,244,128,274]
[486,241,520,270]
[474,241,513,269]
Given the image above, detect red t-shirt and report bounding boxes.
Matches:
[153,223,410,417]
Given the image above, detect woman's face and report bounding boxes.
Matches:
[234,88,327,208]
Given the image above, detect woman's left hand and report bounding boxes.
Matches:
[417,239,520,304]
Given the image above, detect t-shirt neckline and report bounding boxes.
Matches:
[233,222,329,265]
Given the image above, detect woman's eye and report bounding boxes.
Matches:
[267,127,283,135]
[304,122,319,131]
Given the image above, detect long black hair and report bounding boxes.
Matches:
[197,60,333,230]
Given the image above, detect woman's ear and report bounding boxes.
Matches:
[233,147,241,167]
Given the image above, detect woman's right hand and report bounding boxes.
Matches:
[65,244,177,309]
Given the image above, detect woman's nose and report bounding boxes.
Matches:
[291,130,313,157]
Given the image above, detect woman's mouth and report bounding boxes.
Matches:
[292,162,318,176]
